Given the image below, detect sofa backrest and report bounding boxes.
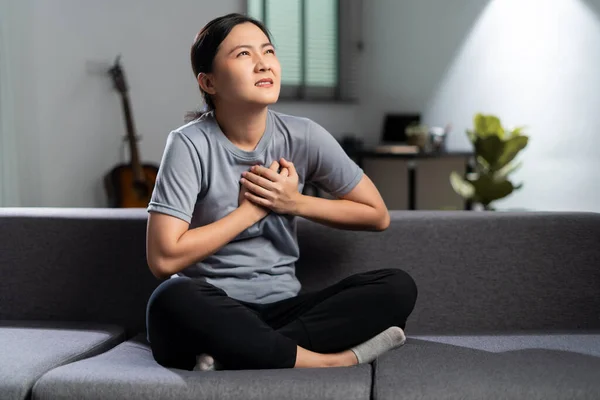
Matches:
[296,210,600,334]
[0,208,157,337]
[1,208,599,337]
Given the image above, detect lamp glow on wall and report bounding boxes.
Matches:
[425,0,600,212]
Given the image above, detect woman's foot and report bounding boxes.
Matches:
[193,354,214,371]
[350,326,406,364]
[198,326,405,370]
[193,354,224,371]
[294,346,358,368]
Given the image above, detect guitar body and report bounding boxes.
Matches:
[104,163,159,208]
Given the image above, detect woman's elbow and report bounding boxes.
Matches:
[374,209,390,231]
[147,253,173,280]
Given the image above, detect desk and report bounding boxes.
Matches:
[356,150,474,210]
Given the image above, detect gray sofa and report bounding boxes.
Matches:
[1,207,599,400]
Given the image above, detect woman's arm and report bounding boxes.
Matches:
[241,160,389,232]
[148,160,282,280]
[294,174,390,231]
[240,120,390,232]
[146,203,265,280]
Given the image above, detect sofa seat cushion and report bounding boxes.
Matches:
[0,321,124,400]
[33,335,373,400]
[373,333,600,400]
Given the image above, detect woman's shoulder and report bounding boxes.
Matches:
[169,112,216,143]
[269,109,331,142]
[269,109,315,129]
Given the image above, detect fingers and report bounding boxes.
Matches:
[242,160,290,190]
[250,165,280,182]
[240,176,274,199]
[268,160,280,172]
[244,191,270,207]
[254,160,292,177]
[279,158,298,177]
[242,169,276,190]
[272,160,289,178]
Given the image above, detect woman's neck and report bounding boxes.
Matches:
[213,105,269,152]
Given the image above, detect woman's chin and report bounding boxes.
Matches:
[249,94,280,107]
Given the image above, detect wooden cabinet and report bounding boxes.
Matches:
[360,152,471,210]
[362,158,410,210]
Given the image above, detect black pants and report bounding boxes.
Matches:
[146,268,418,371]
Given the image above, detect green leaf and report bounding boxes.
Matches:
[473,114,487,136]
[509,126,527,138]
[495,160,523,179]
[475,136,504,168]
[474,114,505,139]
[496,135,528,169]
[476,155,491,174]
[450,171,475,199]
[471,175,514,206]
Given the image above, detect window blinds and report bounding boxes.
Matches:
[247,0,361,101]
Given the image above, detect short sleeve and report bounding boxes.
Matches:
[147,131,202,223]
[306,120,364,196]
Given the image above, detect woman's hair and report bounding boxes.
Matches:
[185,13,273,122]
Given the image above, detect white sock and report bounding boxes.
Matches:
[350,326,406,364]
[193,354,214,371]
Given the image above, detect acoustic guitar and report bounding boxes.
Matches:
[104,55,159,208]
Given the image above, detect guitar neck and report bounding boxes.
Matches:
[120,92,144,180]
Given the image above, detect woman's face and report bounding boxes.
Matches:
[206,22,281,108]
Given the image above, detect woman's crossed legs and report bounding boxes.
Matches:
[146,268,418,370]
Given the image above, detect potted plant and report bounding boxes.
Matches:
[450,113,529,211]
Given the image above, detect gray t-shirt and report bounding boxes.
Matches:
[147,109,363,304]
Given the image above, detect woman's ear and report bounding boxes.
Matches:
[198,72,217,95]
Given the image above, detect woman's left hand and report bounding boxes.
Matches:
[240,158,301,215]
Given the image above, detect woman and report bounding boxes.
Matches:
[145,13,417,371]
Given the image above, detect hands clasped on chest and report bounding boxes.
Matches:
[238,158,301,217]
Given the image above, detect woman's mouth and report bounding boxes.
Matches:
[255,78,273,87]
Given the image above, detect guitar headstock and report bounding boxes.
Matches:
[108,55,128,94]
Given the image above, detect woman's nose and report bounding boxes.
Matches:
[255,55,272,72]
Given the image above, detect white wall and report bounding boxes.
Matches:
[11,0,358,207]
[359,0,600,212]
[357,0,491,146]
[8,0,600,212]
[13,0,240,207]
[423,0,600,212]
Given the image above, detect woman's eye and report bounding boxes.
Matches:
[237,51,250,57]
[266,49,275,55]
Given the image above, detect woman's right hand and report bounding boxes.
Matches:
[238,160,282,221]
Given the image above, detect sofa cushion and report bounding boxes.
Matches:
[33,335,373,400]
[412,333,600,357]
[0,321,124,400]
[373,334,600,400]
